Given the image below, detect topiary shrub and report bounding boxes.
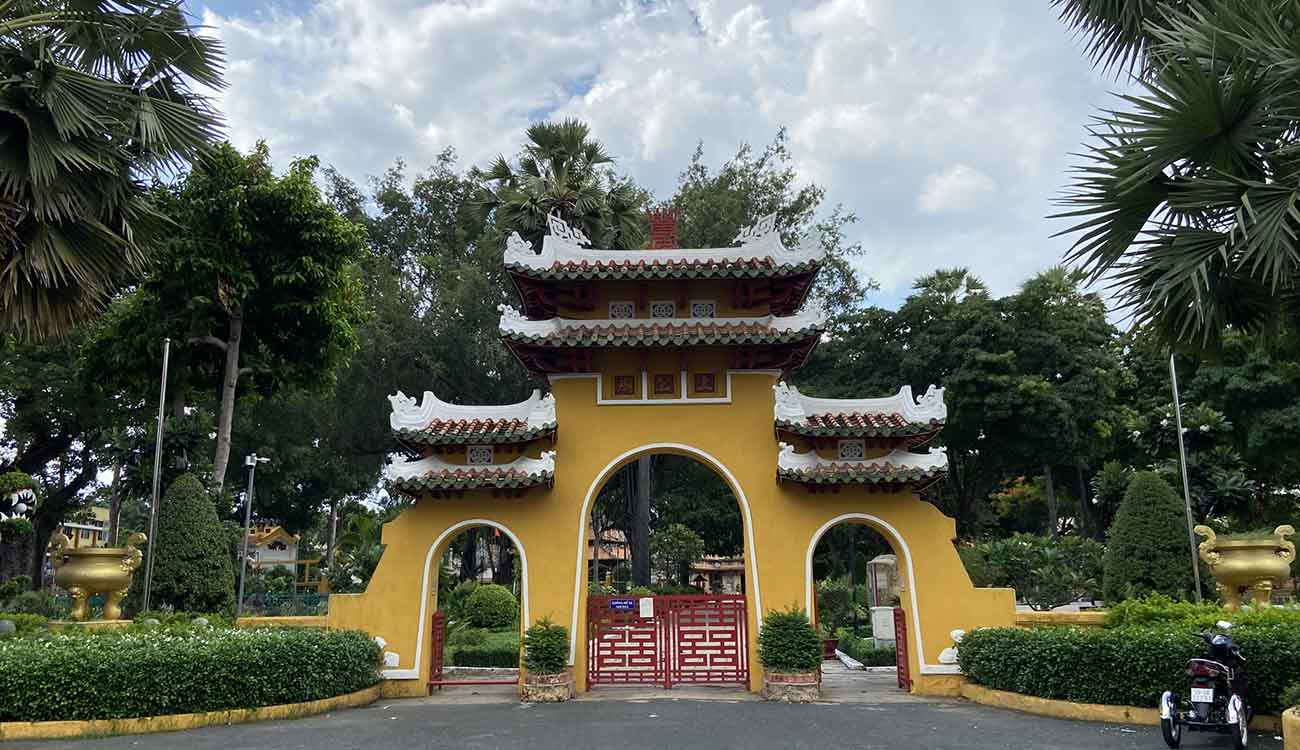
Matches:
[0,627,380,721]
[1282,682,1300,710]
[464,584,517,628]
[129,474,235,615]
[758,607,822,673]
[815,578,854,634]
[523,618,568,675]
[1102,472,1195,603]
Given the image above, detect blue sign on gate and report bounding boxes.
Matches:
[610,598,636,611]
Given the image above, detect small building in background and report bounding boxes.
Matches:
[246,525,325,591]
[58,506,110,549]
[689,556,745,593]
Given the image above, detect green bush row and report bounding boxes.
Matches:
[0,627,380,721]
[449,645,518,668]
[959,623,1300,713]
[1104,594,1300,629]
[0,613,48,636]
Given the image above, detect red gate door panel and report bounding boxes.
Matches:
[894,606,911,691]
[587,594,748,689]
[588,595,662,686]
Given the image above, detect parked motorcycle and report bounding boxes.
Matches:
[1160,621,1250,749]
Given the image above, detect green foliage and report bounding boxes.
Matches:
[523,618,569,675]
[961,533,1103,610]
[464,584,518,629]
[757,608,822,673]
[1102,472,1196,602]
[649,523,705,586]
[0,0,224,340]
[959,623,1300,713]
[135,474,235,615]
[0,613,46,636]
[2,590,64,618]
[0,518,32,542]
[446,626,517,667]
[0,576,29,605]
[815,578,855,634]
[0,628,379,721]
[131,611,232,630]
[450,645,519,668]
[1282,683,1300,711]
[1104,594,1300,630]
[836,633,896,667]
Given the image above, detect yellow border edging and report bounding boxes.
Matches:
[0,684,381,742]
[1013,611,1107,628]
[1283,707,1299,750]
[960,683,1281,733]
[235,616,328,629]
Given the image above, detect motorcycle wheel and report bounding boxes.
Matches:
[1231,718,1247,750]
[1160,718,1181,749]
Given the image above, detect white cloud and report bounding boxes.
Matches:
[917,164,997,215]
[197,0,1124,302]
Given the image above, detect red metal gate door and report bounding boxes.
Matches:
[893,606,911,691]
[588,595,662,686]
[663,594,748,687]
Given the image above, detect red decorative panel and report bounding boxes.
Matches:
[613,375,636,396]
[894,606,911,691]
[653,373,676,395]
[588,594,748,689]
[693,373,717,394]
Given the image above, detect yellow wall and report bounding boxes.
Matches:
[328,371,1015,695]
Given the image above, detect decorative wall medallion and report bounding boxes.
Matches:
[653,374,676,395]
[693,373,717,394]
[467,445,494,465]
[609,301,635,319]
[649,301,676,319]
[837,439,866,461]
[690,300,717,318]
[614,375,637,396]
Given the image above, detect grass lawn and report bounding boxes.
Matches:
[446,625,520,667]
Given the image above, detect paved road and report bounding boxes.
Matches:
[10,694,1284,750]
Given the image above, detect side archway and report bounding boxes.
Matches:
[569,443,764,665]
[381,518,531,681]
[803,512,941,676]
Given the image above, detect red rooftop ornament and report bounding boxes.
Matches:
[647,207,681,249]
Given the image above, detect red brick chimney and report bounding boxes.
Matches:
[647,207,681,249]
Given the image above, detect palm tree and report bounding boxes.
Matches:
[0,1,224,341]
[1054,0,1300,347]
[480,119,646,249]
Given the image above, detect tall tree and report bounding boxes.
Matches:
[1055,0,1300,347]
[0,0,224,340]
[95,143,368,496]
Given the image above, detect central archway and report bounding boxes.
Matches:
[570,443,764,684]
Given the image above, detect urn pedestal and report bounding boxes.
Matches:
[520,671,573,702]
[48,532,146,621]
[1194,525,1295,611]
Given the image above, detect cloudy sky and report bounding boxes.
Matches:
[193,0,1129,307]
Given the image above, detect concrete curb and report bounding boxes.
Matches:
[960,683,1281,733]
[0,684,382,742]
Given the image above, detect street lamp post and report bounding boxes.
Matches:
[1169,353,1204,603]
[235,453,270,618]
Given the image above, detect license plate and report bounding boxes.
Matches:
[1190,687,1215,703]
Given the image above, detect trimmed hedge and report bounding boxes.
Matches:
[0,627,380,721]
[758,607,822,673]
[837,634,896,667]
[1102,472,1195,602]
[0,613,48,636]
[959,623,1300,713]
[127,474,234,615]
[450,645,519,667]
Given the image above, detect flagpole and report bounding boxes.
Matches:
[142,338,170,612]
[1169,353,1204,603]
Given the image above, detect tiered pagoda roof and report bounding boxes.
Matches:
[388,389,556,446]
[384,389,557,498]
[773,382,949,491]
[388,452,556,494]
[773,383,945,445]
[777,444,947,490]
[504,213,825,318]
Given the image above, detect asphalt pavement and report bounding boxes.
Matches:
[9,693,1284,750]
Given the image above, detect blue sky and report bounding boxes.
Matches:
[186,0,1130,309]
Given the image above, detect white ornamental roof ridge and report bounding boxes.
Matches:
[387,388,556,432]
[387,451,556,483]
[773,382,947,424]
[503,212,826,270]
[776,444,948,474]
[497,300,826,338]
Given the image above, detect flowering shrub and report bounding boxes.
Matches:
[0,627,380,721]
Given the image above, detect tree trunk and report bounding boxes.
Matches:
[458,529,478,581]
[1043,464,1058,536]
[1073,464,1092,539]
[494,533,514,585]
[631,458,652,587]
[325,499,339,567]
[211,313,244,497]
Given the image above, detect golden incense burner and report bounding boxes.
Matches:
[1194,525,1295,611]
[48,532,146,621]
